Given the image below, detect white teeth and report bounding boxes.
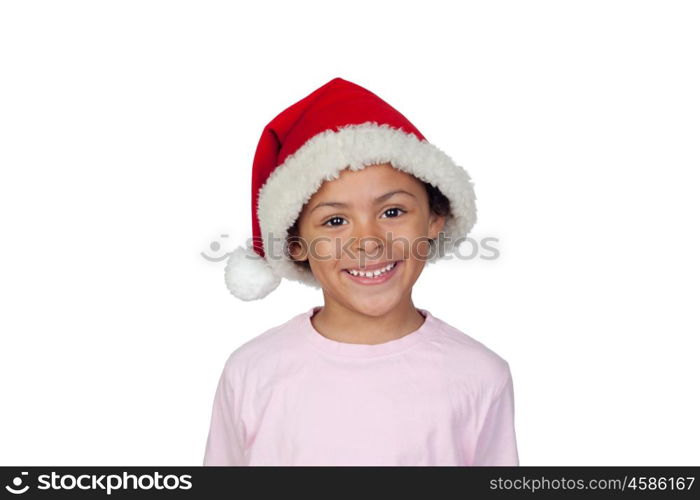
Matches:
[346,261,397,278]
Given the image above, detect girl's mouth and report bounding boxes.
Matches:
[341,260,402,285]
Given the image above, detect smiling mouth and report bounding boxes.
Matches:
[342,260,400,280]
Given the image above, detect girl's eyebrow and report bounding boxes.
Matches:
[310,189,416,213]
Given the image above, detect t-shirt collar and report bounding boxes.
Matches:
[299,305,435,357]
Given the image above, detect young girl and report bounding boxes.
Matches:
[203,77,519,466]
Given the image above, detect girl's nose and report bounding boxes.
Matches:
[350,220,385,258]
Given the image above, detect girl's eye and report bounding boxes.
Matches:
[323,216,347,227]
[382,207,406,219]
[322,208,406,227]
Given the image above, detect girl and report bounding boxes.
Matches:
[203,77,519,466]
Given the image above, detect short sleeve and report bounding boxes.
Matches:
[472,364,519,466]
[203,359,246,466]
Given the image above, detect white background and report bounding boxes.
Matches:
[1,0,698,466]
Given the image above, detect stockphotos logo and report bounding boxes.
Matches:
[4,471,193,495]
[5,472,29,494]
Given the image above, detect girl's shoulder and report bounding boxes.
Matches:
[428,312,513,389]
[218,309,309,377]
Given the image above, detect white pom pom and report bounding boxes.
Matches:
[224,245,281,301]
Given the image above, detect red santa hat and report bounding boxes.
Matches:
[224,77,477,301]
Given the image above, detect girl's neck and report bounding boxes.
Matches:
[310,297,426,345]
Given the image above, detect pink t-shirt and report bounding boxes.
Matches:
[203,306,519,466]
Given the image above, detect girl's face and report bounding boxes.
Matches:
[289,163,446,317]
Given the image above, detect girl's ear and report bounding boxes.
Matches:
[287,239,304,260]
[427,213,447,241]
[287,236,308,262]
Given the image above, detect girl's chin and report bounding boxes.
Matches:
[339,300,401,318]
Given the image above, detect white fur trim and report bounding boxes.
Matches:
[256,121,477,290]
[224,245,281,301]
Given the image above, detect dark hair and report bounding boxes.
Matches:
[286,180,452,271]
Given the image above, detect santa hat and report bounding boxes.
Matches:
[224,77,477,301]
